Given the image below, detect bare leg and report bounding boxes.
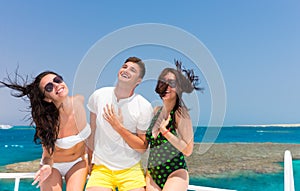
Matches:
[162,169,189,191]
[85,187,112,191]
[65,158,88,191]
[129,187,145,191]
[145,172,161,191]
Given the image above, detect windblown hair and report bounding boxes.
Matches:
[0,70,60,155]
[155,60,204,124]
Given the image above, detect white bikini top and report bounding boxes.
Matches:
[55,124,91,149]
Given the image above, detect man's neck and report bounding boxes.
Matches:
[114,83,134,101]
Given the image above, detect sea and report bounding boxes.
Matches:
[0,125,300,191]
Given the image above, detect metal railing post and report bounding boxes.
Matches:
[284,150,295,191]
[14,177,20,191]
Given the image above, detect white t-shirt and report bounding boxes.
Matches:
[87,87,153,170]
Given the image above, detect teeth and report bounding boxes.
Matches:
[121,72,129,79]
[56,87,64,94]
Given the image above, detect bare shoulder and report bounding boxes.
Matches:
[175,107,192,133]
[175,107,191,119]
[73,94,85,103]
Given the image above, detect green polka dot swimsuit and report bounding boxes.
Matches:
[146,107,187,189]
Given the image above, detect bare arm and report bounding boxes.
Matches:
[116,127,148,153]
[40,147,54,166]
[103,104,148,153]
[159,110,194,156]
[32,147,53,187]
[87,112,96,169]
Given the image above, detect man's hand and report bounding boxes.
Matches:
[103,104,123,130]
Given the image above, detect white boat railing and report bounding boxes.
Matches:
[187,184,236,191]
[0,172,236,191]
[284,150,295,191]
[0,172,36,191]
[1,150,296,191]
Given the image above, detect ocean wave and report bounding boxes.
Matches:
[0,124,13,129]
[256,130,291,133]
[237,123,300,127]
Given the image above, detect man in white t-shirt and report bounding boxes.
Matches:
[86,57,153,191]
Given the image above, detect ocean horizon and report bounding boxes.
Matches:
[0,125,299,191]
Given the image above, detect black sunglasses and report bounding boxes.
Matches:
[159,79,177,88]
[44,75,64,93]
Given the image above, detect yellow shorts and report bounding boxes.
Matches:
[85,162,146,191]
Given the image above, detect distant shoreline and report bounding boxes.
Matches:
[0,124,13,129]
[233,123,300,127]
[2,123,300,129]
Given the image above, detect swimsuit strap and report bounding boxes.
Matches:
[148,107,163,131]
[167,110,176,131]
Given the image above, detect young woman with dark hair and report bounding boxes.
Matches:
[146,60,203,191]
[0,71,90,191]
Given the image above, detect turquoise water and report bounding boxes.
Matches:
[1,126,300,166]
[194,126,300,143]
[0,179,39,191]
[191,160,300,191]
[1,126,300,190]
[0,126,41,166]
[1,163,299,191]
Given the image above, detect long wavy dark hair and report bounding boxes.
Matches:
[0,70,60,155]
[155,60,204,125]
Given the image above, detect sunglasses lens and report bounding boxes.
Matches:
[44,83,54,92]
[43,75,63,94]
[53,76,63,83]
[168,80,176,88]
[155,80,168,97]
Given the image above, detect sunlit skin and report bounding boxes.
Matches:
[115,61,142,99]
[39,74,69,103]
[146,71,194,191]
[160,72,177,107]
[32,74,89,191]
[86,60,150,191]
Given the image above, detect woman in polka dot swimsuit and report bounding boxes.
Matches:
[146,60,203,191]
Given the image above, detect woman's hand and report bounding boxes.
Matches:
[159,114,171,135]
[32,164,52,188]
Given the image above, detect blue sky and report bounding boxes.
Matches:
[0,0,299,126]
